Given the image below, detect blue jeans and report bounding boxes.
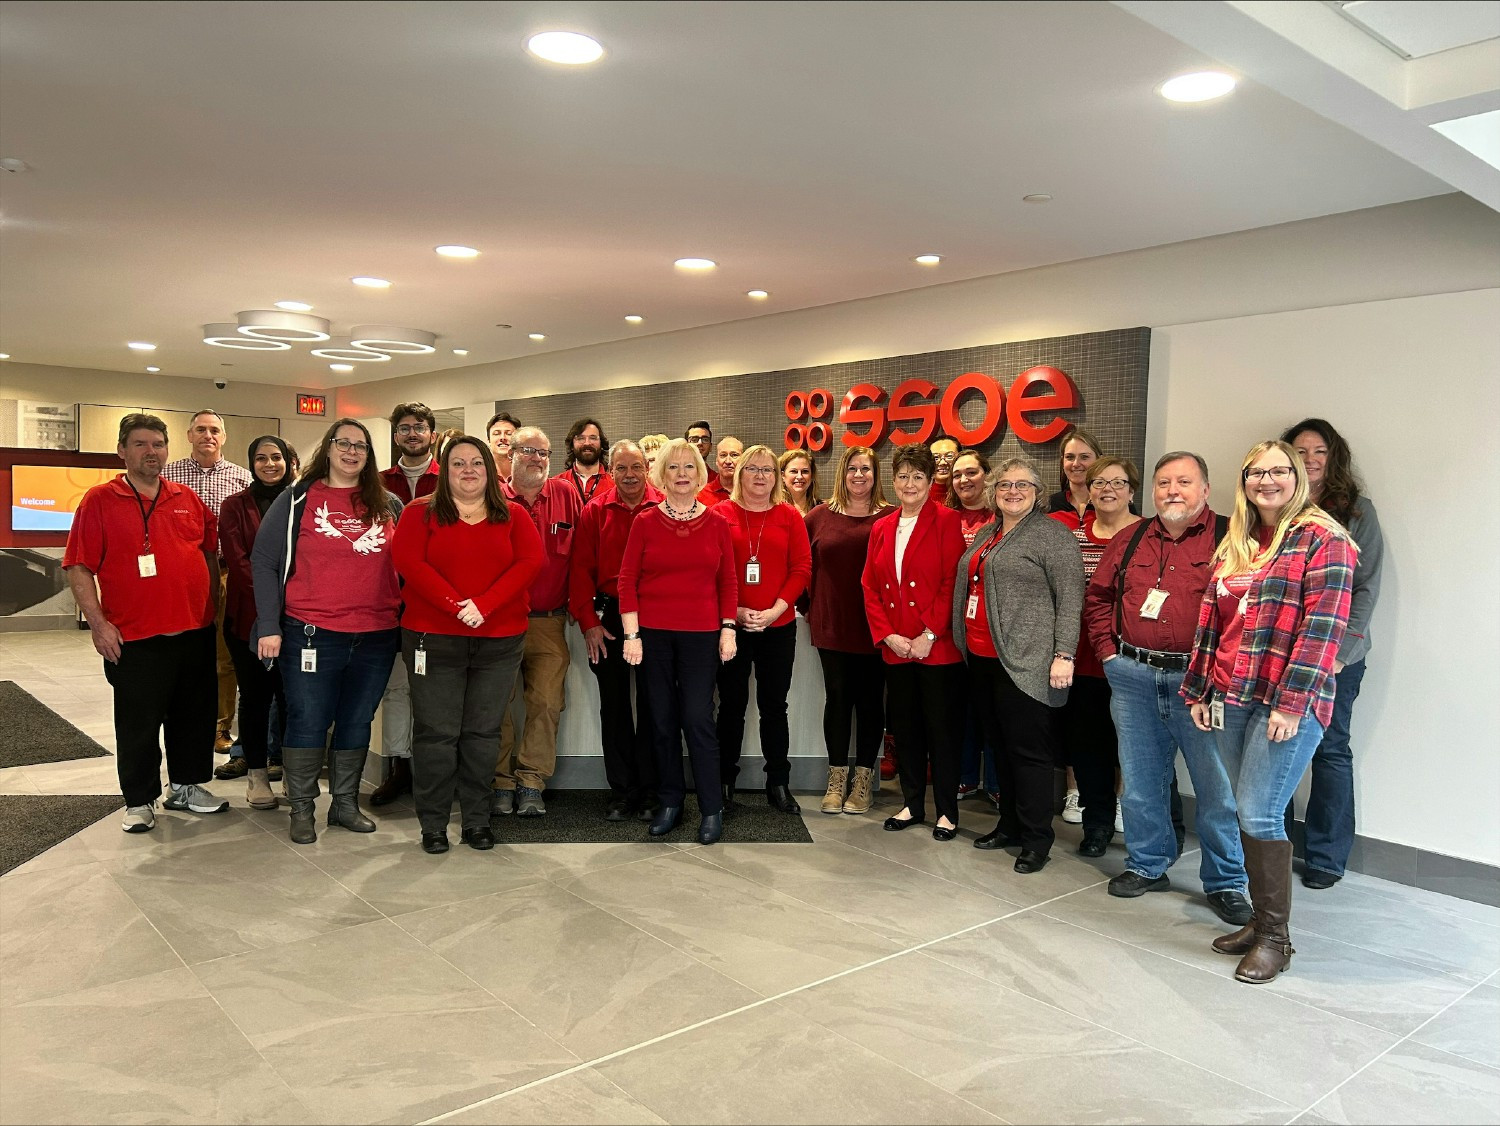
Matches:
[959,700,1000,792]
[1217,700,1324,840]
[1105,656,1245,893]
[1286,660,1365,876]
[278,617,400,751]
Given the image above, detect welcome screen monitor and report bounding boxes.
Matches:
[11,466,119,532]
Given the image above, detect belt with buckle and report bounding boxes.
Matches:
[529,607,569,619]
[1119,641,1189,671]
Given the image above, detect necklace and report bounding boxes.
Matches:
[663,498,699,521]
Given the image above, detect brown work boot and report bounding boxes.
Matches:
[843,766,874,814]
[820,766,849,814]
[1233,836,1296,984]
[369,756,412,807]
[246,768,278,810]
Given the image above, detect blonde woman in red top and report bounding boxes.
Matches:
[717,444,813,814]
[392,437,544,854]
[619,438,739,845]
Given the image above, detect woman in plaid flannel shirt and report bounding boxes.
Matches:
[1182,439,1356,985]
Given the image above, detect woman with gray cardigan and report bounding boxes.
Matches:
[953,456,1086,873]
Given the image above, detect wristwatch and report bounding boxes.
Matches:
[623,632,641,641]
[922,628,937,642]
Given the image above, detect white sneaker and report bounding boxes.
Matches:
[1061,789,1083,824]
[1114,805,1125,834]
[163,783,229,814]
[121,803,156,833]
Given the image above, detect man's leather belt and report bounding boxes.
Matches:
[1119,641,1189,671]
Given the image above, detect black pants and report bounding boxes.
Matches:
[102,627,217,807]
[223,621,284,770]
[403,629,525,834]
[716,622,796,787]
[817,648,885,768]
[970,655,1058,855]
[641,628,722,814]
[885,661,964,825]
[589,599,658,803]
[1057,674,1118,834]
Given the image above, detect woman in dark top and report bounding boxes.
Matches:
[1047,426,1103,522]
[806,445,892,815]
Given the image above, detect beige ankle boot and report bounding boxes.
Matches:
[246,768,278,810]
[820,767,849,814]
[842,766,874,814]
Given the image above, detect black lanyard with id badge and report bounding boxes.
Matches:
[127,480,161,578]
[964,535,1002,620]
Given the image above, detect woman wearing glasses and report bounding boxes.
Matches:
[1182,440,1355,983]
[955,457,1085,873]
[716,445,812,814]
[1051,457,1142,857]
[252,419,404,845]
[862,444,966,840]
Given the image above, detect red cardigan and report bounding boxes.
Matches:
[391,499,545,637]
[862,503,965,666]
[618,506,738,632]
[718,501,812,628]
[219,488,262,642]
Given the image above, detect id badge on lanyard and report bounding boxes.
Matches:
[745,558,761,585]
[1139,588,1168,619]
[413,637,427,676]
[137,553,157,578]
[300,623,317,673]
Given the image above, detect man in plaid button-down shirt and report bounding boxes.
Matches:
[162,410,252,757]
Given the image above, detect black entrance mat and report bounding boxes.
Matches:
[0,681,111,770]
[489,789,814,844]
[0,794,124,876]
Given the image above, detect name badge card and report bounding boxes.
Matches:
[300,649,317,673]
[1139,588,1169,619]
[414,648,427,676]
[137,554,157,578]
[965,593,979,620]
[1210,697,1225,730]
[745,561,761,585]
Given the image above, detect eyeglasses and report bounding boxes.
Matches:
[846,466,872,475]
[1243,465,1294,482]
[932,452,958,464]
[742,466,776,477]
[331,438,370,454]
[995,480,1037,493]
[1089,478,1130,491]
[515,446,551,460]
[395,424,430,436]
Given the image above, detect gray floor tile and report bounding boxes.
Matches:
[1303,1040,1500,1125]
[191,918,579,1124]
[560,851,902,995]
[0,862,182,1007]
[396,880,761,1058]
[434,1067,669,1125]
[595,1001,1004,1125]
[0,966,315,1126]
[1410,983,1500,1070]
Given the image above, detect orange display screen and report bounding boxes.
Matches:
[11,465,120,532]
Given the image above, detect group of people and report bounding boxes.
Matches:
[64,401,1379,985]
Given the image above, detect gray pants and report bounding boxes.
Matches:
[404,629,526,835]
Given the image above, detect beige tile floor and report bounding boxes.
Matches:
[1,630,1497,1125]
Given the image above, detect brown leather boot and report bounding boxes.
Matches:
[1233,836,1296,984]
[368,756,411,807]
[820,767,849,814]
[843,766,875,814]
[1213,832,1257,956]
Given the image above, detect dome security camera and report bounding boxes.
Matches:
[214,378,227,390]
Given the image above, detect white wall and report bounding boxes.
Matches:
[1155,289,1500,866]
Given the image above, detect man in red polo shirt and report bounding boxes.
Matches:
[569,439,663,821]
[494,425,583,817]
[555,417,615,504]
[64,413,230,833]
[697,435,741,506]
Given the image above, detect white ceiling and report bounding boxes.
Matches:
[1334,1,1500,59]
[0,0,1478,390]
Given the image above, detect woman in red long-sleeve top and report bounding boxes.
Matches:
[861,444,967,840]
[392,437,544,855]
[715,444,812,816]
[619,438,738,845]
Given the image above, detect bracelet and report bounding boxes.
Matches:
[623,632,641,641]
[720,624,736,632]
[1054,653,1075,662]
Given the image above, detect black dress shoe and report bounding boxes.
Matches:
[973,825,1021,850]
[636,798,661,823]
[1078,829,1113,858]
[932,824,958,841]
[766,784,801,814]
[1302,868,1341,890]
[721,784,739,815]
[1206,890,1254,926]
[1014,849,1049,874]
[604,798,632,822]
[1108,870,1170,897]
[461,826,495,851]
[697,812,723,845]
[648,805,682,837]
[421,832,449,854]
[883,814,925,832]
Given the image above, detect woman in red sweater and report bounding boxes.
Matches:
[620,438,738,845]
[861,444,967,840]
[716,444,812,815]
[392,437,544,854]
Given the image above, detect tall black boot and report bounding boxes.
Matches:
[326,748,376,833]
[282,747,325,845]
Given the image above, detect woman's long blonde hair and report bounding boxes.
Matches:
[1215,439,1348,576]
[829,446,891,514]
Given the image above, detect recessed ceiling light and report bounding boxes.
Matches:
[624,314,644,323]
[526,31,604,65]
[1159,71,1237,103]
[146,366,160,372]
[747,290,769,300]
[528,333,546,341]
[1022,194,1053,203]
[914,255,941,266]
[674,258,717,270]
[274,300,314,311]
[127,341,157,351]
[0,353,9,360]
[351,276,392,288]
[329,364,355,373]
[435,245,480,258]
[452,348,469,355]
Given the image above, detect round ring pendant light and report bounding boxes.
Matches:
[236,310,332,342]
[202,323,292,350]
[348,325,437,354]
[309,338,393,362]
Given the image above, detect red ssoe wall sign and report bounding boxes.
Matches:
[783,365,1080,451]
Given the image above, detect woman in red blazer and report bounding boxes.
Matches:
[219,435,297,811]
[861,444,967,840]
